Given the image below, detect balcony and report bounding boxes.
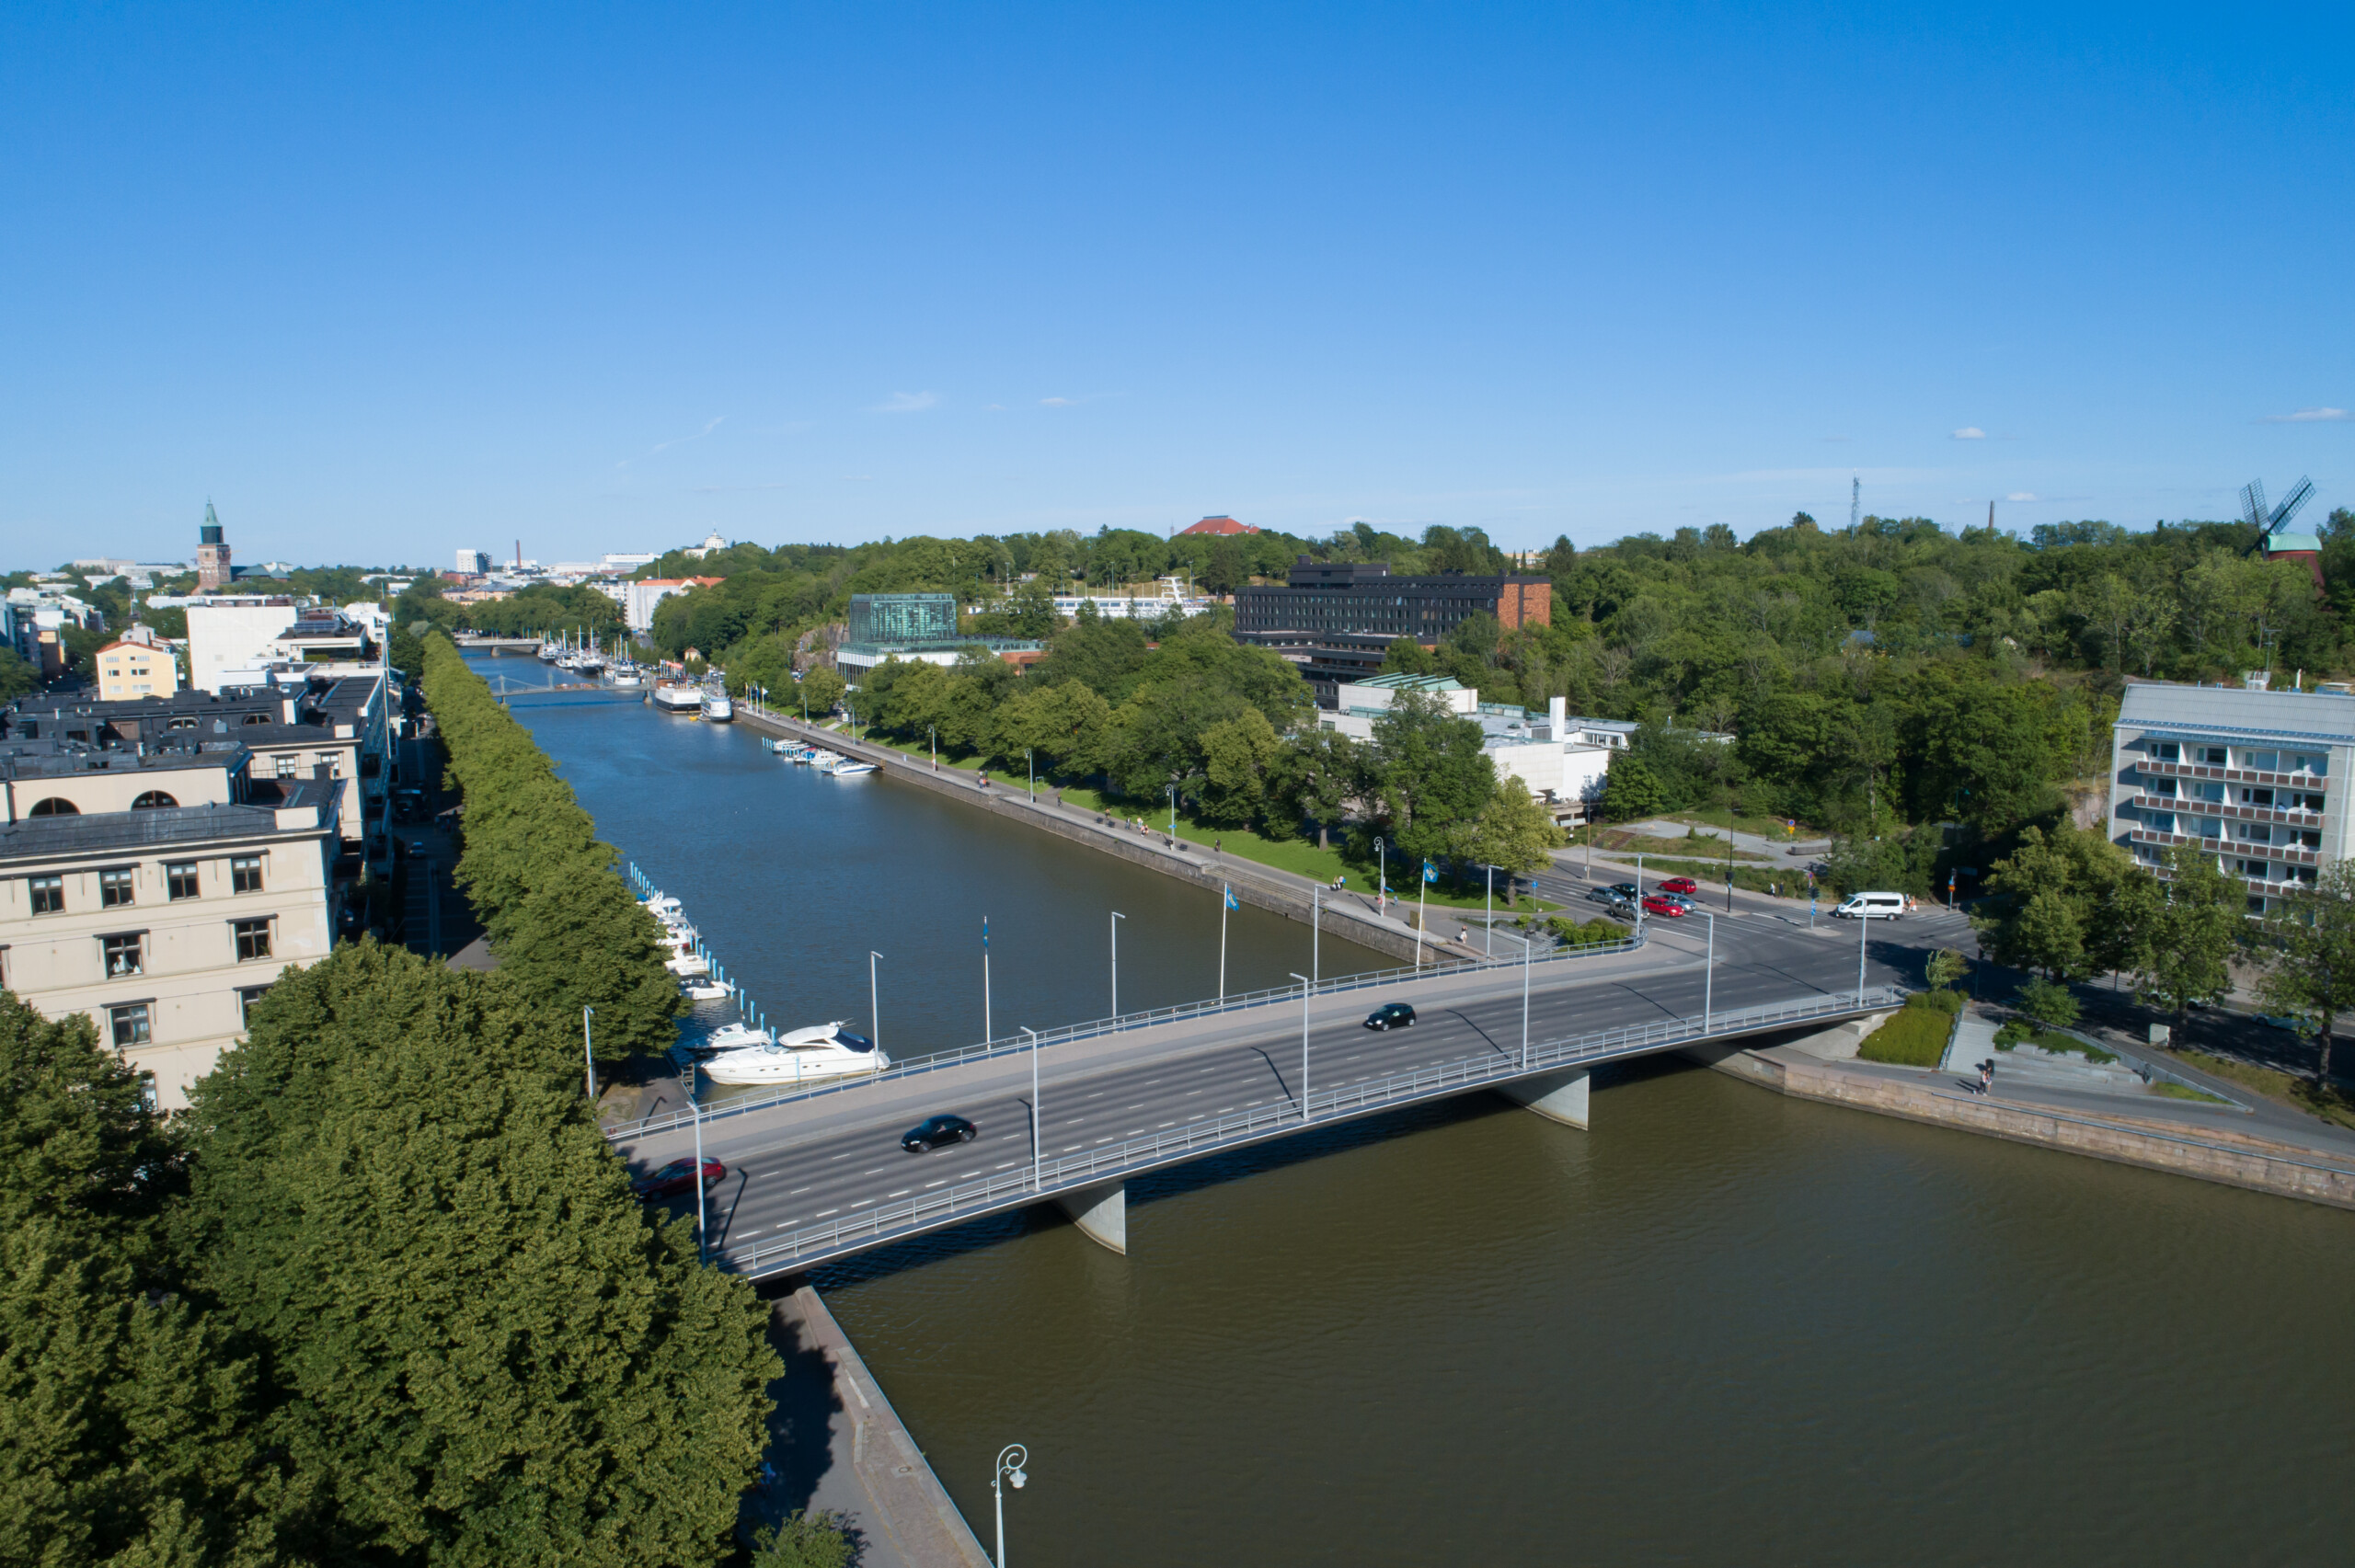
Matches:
[2135,757,2326,791]
[2127,826,2320,866]
[2124,792,2324,831]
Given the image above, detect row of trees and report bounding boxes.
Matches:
[417,633,682,1065]
[1972,823,2352,1084]
[0,946,778,1564]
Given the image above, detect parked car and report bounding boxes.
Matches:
[391,787,427,822]
[1363,1001,1418,1031]
[1641,894,1687,918]
[1660,876,1699,895]
[632,1156,725,1200]
[902,1114,978,1152]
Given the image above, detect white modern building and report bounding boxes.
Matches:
[620,577,722,633]
[455,547,492,575]
[185,599,380,693]
[1316,677,1618,823]
[2108,673,2352,914]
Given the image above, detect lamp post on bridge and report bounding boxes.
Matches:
[1494,929,1533,1070]
[1028,748,1035,800]
[1109,911,1124,1020]
[1290,972,1313,1121]
[1020,1026,1040,1192]
[582,1006,595,1103]
[1692,908,1716,1034]
[992,1444,1029,1568]
[868,951,883,1059]
[1856,908,1871,1007]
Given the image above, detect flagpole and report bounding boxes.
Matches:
[983,915,993,1042]
[1219,886,1228,1001]
[1416,864,1426,969]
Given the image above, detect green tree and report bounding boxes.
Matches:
[1267,729,1364,847]
[2014,976,2081,1029]
[1599,751,1666,822]
[2247,859,2355,1086]
[1924,948,1966,991]
[1368,691,1496,863]
[1460,778,1568,906]
[800,665,847,717]
[2133,843,2245,1025]
[0,648,36,700]
[1197,707,1282,829]
[175,944,779,1566]
[749,1510,855,1568]
[1976,823,2142,980]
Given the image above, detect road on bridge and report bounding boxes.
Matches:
[620,904,1977,1268]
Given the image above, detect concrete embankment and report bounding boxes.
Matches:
[758,1281,992,1568]
[1683,1038,2355,1211]
[739,710,1484,969]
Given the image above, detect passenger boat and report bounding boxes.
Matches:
[700,689,734,723]
[653,682,702,714]
[700,1022,888,1085]
[805,749,841,768]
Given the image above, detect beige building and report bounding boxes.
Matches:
[92,636,183,700]
[1,737,341,1107]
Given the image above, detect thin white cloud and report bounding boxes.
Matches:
[652,416,725,452]
[1040,396,1075,407]
[1951,426,1986,441]
[2006,491,2038,502]
[2261,406,2349,423]
[871,392,938,414]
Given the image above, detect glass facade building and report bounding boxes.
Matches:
[847,593,958,645]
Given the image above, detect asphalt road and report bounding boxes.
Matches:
[631,905,1976,1265]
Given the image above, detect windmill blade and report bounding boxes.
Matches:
[2241,480,2269,532]
[2269,475,2315,533]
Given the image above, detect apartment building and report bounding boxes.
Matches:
[6,674,393,870]
[2108,674,2354,913]
[1232,558,1553,705]
[92,635,183,700]
[185,598,380,692]
[0,737,341,1106]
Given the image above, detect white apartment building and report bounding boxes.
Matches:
[2108,674,2353,913]
[186,598,380,692]
[0,737,341,1105]
[1317,678,1620,823]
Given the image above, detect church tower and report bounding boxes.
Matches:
[196,500,232,589]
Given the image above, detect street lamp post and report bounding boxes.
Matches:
[1109,911,1124,1019]
[1495,929,1533,1070]
[1857,909,1870,1005]
[929,726,936,771]
[582,1006,595,1102]
[992,1444,1029,1568]
[868,951,883,1057]
[1166,783,1177,842]
[1028,748,1035,800]
[1020,1028,1040,1190]
[1373,836,1386,915]
[1693,909,1716,1033]
[1290,972,1312,1120]
[1484,864,1494,957]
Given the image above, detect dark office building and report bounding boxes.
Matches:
[1232,557,1552,705]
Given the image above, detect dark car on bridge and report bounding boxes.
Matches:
[1363,1002,1417,1031]
[1659,876,1699,895]
[632,1156,725,1200]
[902,1114,978,1152]
[1640,894,1687,918]
[1585,887,1629,908]
[1606,883,1638,901]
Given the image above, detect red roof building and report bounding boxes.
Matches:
[1178,515,1258,536]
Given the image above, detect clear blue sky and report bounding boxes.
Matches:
[3,3,2349,567]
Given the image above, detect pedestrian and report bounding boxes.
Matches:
[1215,838,1223,854]
[1979,1059,1993,1095]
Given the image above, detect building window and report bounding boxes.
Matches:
[102,933,144,977]
[109,1003,151,1047]
[99,868,135,908]
[2292,753,2328,776]
[167,862,200,900]
[2244,750,2280,772]
[2197,745,2228,766]
[234,918,273,961]
[230,855,264,893]
[131,790,178,809]
[275,755,299,779]
[237,985,273,1026]
[27,797,78,816]
[28,876,63,915]
[317,750,341,778]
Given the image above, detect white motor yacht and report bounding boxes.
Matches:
[640,893,684,921]
[824,759,878,776]
[700,1022,888,1085]
[700,689,734,722]
[664,952,710,978]
[678,977,729,1002]
[805,749,841,768]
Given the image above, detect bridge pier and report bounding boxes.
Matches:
[1053,1180,1128,1255]
[1496,1065,1591,1129]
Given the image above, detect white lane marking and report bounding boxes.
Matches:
[852,1198,875,1207]
[1125,1127,1144,1136]
[995,1161,1017,1169]
[1086,1092,1106,1099]
[815,1208,839,1218]
[1063,1144,1083,1151]
[789,1186,812,1195]
[1200,1066,1217,1073]
[1183,1089,1205,1096]
[925,1180,947,1189]
[1217,1105,1235,1113]
[959,1170,982,1178]
[829,1152,853,1161]
[1126,1103,1144,1110]
[862,1167,886,1174]
[887,1189,910,1197]
[1095,1137,1113,1144]
[1246,1100,1262,1106]
[1157,1121,1176,1128]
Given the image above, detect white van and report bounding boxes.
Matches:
[1833,891,1908,920]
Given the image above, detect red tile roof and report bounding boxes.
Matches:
[1178,516,1258,535]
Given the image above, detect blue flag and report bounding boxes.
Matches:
[1223,886,1238,910]
[1421,861,1438,884]
[982,915,990,951]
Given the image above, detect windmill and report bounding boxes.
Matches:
[2242,475,2315,548]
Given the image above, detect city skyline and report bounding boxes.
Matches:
[3,4,2348,564]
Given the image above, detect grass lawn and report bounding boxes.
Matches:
[1671,807,1817,842]
[1053,785,1557,913]
[2168,1048,2355,1131]
[1858,1007,1953,1067]
[1995,1024,2118,1063]
[2151,1081,2233,1104]
[860,731,985,773]
[1570,825,1776,863]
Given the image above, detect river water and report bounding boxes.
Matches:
[483,658,2355,1568]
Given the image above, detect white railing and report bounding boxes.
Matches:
[603,929,1648,1143]
[714,985,1902,1278]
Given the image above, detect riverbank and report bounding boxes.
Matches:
[1686,1030,2355,1211]
[741,707,1488,969]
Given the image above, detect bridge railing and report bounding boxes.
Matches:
[713,985,1904,1278]
[603,925,1650,1143]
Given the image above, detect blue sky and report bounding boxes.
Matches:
[3,3,2349,567]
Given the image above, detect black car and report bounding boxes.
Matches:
[902,1114,978,1152]
[632,1156,725,1200]
[1363,1002,1417,1031]
[1607,882,1638,900]
[390,787,427,823]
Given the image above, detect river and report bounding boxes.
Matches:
[483,657,2355,1567]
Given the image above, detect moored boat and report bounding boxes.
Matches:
[700,1022,887,1085]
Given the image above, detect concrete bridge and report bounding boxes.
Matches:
[611,908,1961,1277]
[453,634,544,650]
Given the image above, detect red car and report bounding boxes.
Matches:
[1641,894,1687,917]
[632,1156,726,1200]
[1659,876,1699,895]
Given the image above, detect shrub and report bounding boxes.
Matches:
[1858,1006,1953,1067]
[1905,989,1965,1016]
[2014,976,2081,1029]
